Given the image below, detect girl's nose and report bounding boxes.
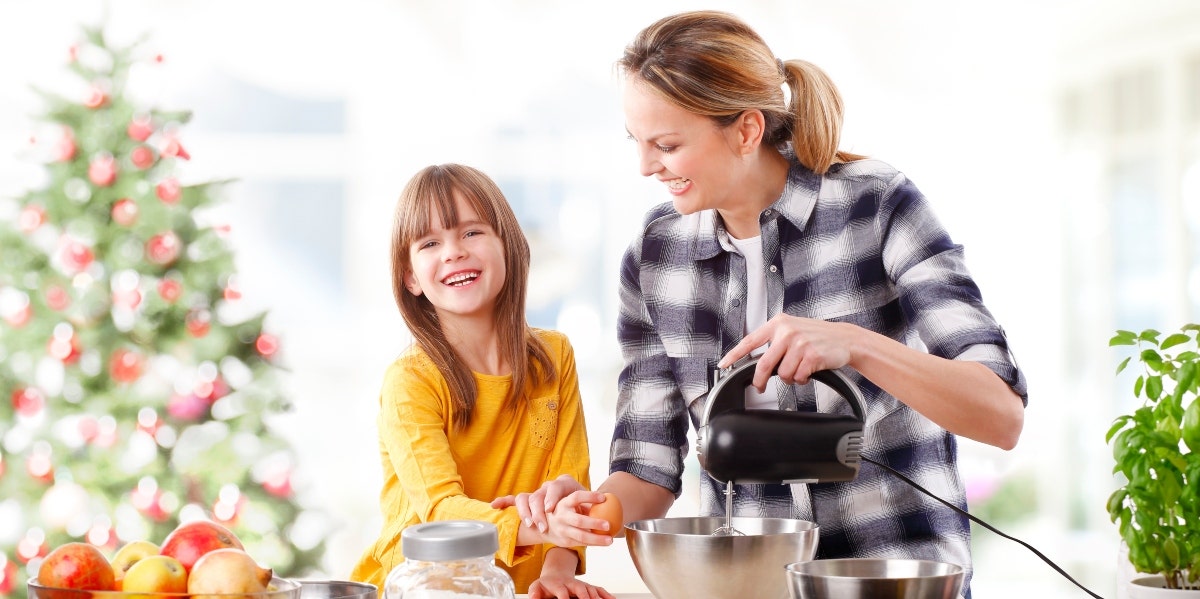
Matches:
[441,238,467,262]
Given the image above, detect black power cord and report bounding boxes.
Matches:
[861,455,1106,599]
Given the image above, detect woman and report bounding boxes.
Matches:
[504,11,1027,598]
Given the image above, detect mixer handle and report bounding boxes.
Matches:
[700,359,867,426]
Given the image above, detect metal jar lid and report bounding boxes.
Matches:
[401,520,499,561]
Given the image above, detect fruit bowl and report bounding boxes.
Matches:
[28,577,302,599]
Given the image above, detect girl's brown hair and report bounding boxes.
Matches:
[390,163,554,429]
[618,10,865,175]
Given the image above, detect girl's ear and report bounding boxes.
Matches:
[403,271,423,296]
[732,109,766,155]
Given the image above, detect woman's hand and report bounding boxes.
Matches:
[719,314,854,391]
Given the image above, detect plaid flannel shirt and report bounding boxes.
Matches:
[610,156,1028,598]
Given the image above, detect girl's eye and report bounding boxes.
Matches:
[464,230,483,238]
[418,240,437,250]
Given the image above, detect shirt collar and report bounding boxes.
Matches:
[689,149,822,261]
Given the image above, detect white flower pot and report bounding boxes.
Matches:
[1128,575,1200,598]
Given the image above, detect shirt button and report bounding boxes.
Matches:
[764,209,774,216]
[769,265,778,273]
[547,401,557,410]
[732,299,741,307]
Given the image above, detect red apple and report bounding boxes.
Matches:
[36,542,115,591]
[159,520,243,574]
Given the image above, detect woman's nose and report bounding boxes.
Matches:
[637,148,660,177]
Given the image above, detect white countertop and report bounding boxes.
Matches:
[519,536,652,597]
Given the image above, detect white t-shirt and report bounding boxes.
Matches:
[729,235,778,410]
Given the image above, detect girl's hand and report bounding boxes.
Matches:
[492,474,589,533]
[719,314,854,392]
[527,576,616,599]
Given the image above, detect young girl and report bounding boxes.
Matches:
[349,164,614,599]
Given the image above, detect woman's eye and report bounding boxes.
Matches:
[656,145,676,153]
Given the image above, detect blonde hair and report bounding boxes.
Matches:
[618,10,865,174]
[390,163,554,430]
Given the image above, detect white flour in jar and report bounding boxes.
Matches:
[398,592,501,599]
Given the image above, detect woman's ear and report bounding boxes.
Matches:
[403,271,423,296]
[732,109,767,155]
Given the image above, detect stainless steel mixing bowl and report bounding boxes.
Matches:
[296,580,377,599]
[624,517,819,599]
[785,558,964,599]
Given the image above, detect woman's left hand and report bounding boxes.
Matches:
[527,575,616,599]
[718,314,854,391]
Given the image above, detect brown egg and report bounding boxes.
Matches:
[587,492,624,537]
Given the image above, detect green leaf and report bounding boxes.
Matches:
[1161,333,1191,350]
[1107,488,1128,518]
[1183,399,1200,453]
[1116,356,1132,375]
[1111,330,1138,346]
[1147,375,1164,401]
[1139,329,1163,343]
[1107,416,1131,443]
[1165,538,1181,568]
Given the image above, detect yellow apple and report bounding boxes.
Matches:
[110,540,160,589]
[187,548,272,597]
[121,555,187,595]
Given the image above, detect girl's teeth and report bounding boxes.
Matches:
[443,273,478,286]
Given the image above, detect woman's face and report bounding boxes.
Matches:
[623,79,746,216]
[403,192,506,328]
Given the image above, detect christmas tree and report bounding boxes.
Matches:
[0,26,325,597]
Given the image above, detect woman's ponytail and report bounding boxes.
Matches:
[781,59,865,174]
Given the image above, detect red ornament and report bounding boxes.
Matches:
[4,304,32,327]
[127,115,154,142]
[83,85,108,109]
[19,205,46,233]
[130,145,156,169]
[27,453,54,483]
[45,285,71,311]
[48,331,81,364]
[137,408,161,436]
[161,137,190,160]
[55,129,77,162]
[109,348,145,383]
[223,280,241,301]
[255,333,279,358]
[0,555,16,595]
[156,178,182,203]
[213,494,245,525]
[262,471,293,498]
[167,393,208,421]
[16,535,49,563]
[194,376,229,403]
[186,309,211,337]
[112,198,139,226]
[78,416,99,443]
[12,388,45,418]
[146,231,182,265]
[113,287,142,311]
[157,278,183,303]
[59,238,95,274]
[88,154,117,186]
[130,487,170,522]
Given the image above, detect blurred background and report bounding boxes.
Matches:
[2,0,1199,597]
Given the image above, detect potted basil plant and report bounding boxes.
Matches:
[1108,324,1200,595]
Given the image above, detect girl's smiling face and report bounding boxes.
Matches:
[404,192,507,326]
[623,79,748,217]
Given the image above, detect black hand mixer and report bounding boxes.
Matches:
[696,358,865,485]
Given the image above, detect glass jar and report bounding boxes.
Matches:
[383,521,515,599]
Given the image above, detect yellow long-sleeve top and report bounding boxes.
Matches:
[350,329,591,593]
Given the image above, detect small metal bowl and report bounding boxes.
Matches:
[296,580,377,599]
[785,558,964,599]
